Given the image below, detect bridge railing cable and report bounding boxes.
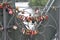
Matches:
[45,0,55,15]
[36,0,55,28]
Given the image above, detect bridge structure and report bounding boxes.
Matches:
[0,0,60,40]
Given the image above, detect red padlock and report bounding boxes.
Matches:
[31,31,35,35]
[38,16,43,21]
[45,15,48,20]
[8,8,13,15]
[35,8,39,14]
[0,4,3,9]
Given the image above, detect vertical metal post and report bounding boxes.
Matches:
[59,6,60,40]
[55,0,60,40]
[2,0,15,40]
[57,0,60,40]
[3,8,7,40]
[53,0,60,40]
[2,0,7,40]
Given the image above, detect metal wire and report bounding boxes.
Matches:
[37,0,55,28]
[45,0,55,15]
[41,0,50,15]
[7,15,15,27]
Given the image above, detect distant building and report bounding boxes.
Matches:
[15,2,34,17]
[15,2,29,8]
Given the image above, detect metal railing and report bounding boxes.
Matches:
[37,0,55,28]
[45,0,55,14]
[41,0,50,15]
